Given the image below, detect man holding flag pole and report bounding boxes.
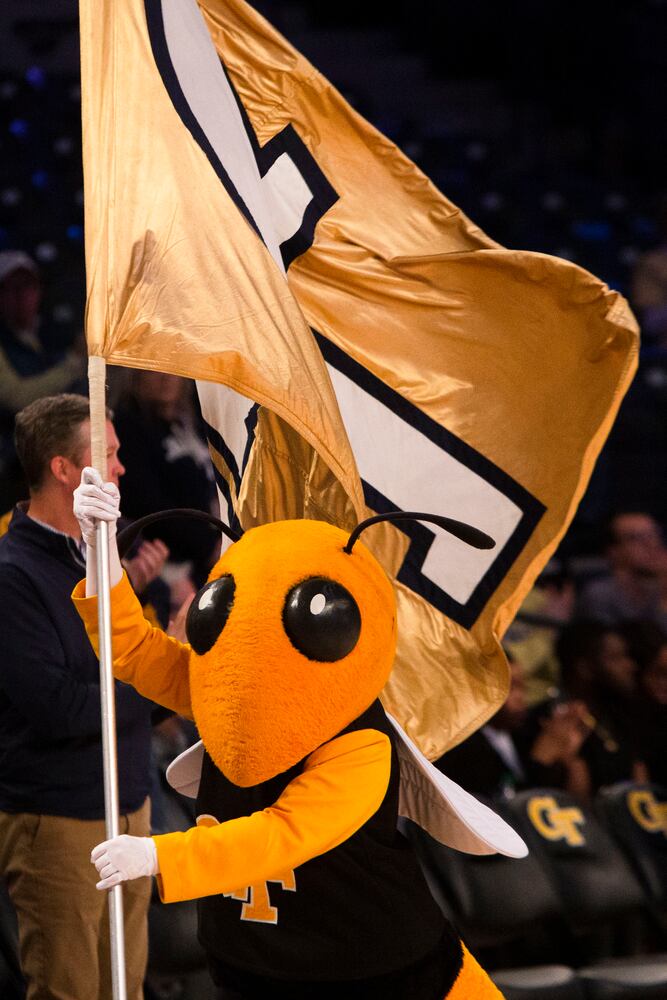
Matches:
[76,0,638,995]
[0,390,160,1000]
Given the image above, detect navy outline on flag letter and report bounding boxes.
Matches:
[143,0,546,628]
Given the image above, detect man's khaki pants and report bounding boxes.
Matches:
[0,799,151,1000]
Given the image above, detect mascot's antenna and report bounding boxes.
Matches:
[344,511,495,554]
[117,508,240,558]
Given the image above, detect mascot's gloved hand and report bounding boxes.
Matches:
[91,835,159,890]
[73,467,120,547]
[73,467,123,594]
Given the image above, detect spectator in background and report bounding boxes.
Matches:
[0,394,166,1000]
[611,197,667,523]
[621,620,667,789]
[503,560,575,706]
[435,651,590,801]
[574,511,667,633]
[112,370,219,597]
[521,621,648,803]
[631,194,667,350]
[0,251,85,510]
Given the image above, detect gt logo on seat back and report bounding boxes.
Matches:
[527,796,586,846]
[628,790,667,837]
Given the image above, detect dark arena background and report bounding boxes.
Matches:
[1,3,667,999]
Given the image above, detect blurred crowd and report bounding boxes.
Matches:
[0,246,221,598]
[440,521,667,804]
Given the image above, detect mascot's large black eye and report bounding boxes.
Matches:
[186,575,236,655]
[282,577,361,662]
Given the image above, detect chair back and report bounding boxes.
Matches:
[404,815,562,949]
[505,789,647,930]
[596,782,667,907]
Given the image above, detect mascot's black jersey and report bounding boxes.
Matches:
[195,700,457,994]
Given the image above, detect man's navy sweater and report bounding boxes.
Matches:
[0,505,153,819]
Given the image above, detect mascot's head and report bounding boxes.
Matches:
[119,510,493,788]
[187,519,395,786]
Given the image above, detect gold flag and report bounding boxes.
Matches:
[78,0,364,522]
[80,0,639,759]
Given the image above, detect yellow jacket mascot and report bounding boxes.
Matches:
[73,470,525,999]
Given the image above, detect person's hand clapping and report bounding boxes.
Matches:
[167,588,196,643]
[123,538,169,595]
[531,700,591,766]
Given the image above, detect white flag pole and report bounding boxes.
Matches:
[88,354,127,1000]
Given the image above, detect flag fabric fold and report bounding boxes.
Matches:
[80,0,639,760]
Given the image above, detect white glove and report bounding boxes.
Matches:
[91,835,159,890]
[73,467,121,548]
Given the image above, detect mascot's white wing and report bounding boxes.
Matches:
[166,723,527,859]
[166,740,204,799]
[387,714,527,858]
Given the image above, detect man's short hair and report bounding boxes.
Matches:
[14,394,110,492]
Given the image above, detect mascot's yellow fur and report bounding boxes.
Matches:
[75,516,509,999]
[190,520,396,787]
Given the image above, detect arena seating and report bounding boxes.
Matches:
[406,786,667,999]
[595,783,667,939]
[402,815,585,998]
[504,790,667,998]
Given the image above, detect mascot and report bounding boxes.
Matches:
[72,470,525,999]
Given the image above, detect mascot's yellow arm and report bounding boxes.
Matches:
[154,728,391,903]
[73,573,192,718]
